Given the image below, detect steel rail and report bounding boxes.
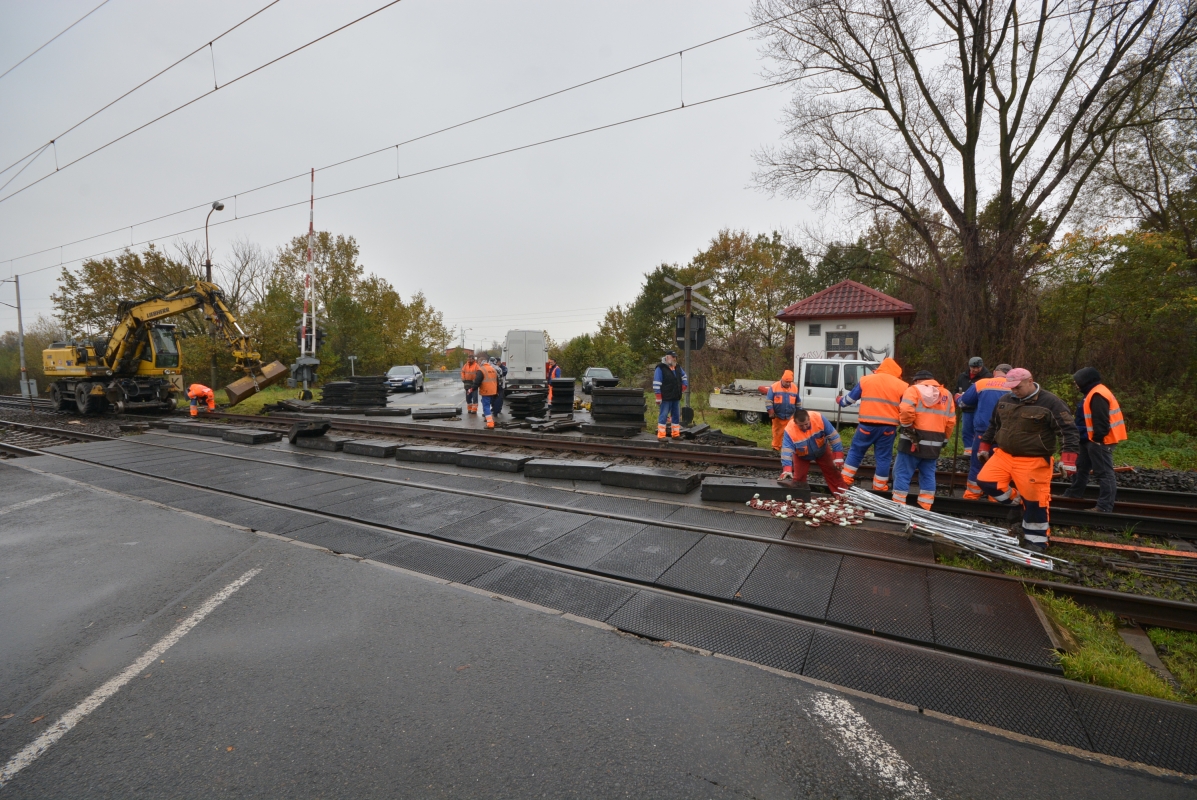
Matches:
[0,418,113,442]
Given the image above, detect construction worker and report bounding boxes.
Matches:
[490,358,508,416]
[546,359,561,404]
[892,370,955,510]
[187,383,215,416]
[461,355,481,414]
[836,357,908,490]
[977,368,1080,552]
[766,370,800,451]
[473,359,500,429]
[1063,367,1126,512]
[958,364,1011,499]
[652,350,688,441]
[779,409,847,494]
[955,357,992,456]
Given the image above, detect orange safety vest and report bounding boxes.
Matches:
[461,362,480,383]
[898,381,955,458]
[857,359,908,425]
[1083,384,1127,445]
[478,363,498,396]
[768,380,799,418]
[783,411,832,460]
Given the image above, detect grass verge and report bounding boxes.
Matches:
[176,384,298,415]
[1147,627,1197,698]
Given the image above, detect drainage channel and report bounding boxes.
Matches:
[14,440,1197,777]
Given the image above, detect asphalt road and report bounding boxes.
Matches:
[1,463,1193,798]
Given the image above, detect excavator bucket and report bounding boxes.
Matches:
[224,361,289,407]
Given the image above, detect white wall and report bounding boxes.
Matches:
[792,317,895,367]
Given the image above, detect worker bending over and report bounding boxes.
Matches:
[473,359,501,429]
[461,355,481,415]
[652,351,688,441]
[892,371,955,510]
[836,357,907,490]
[955,357,992,455]
[779,409,846,494]
[1063,367,1126,512]
[959,364,1011,499]
[187,383,215,416]
[977,368,1079,552]
[766,370,800,451]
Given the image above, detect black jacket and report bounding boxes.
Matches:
[956,368,992,407]
[981,385,1080,458]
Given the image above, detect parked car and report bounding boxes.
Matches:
[385,365,424,393]
[581,367,617,394]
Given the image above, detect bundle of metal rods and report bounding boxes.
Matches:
[841,487,1065,572]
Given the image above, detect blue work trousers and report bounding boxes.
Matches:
[481,394,494,418]
[961,411,976,452]
[658,399,681,425]
[492,387,503,415]
[844,424,896,485]
[892,451,937,509]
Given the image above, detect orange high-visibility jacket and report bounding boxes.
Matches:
[461,361,480,385]
[899,380,955,457]
[857,358,908,425]
[767,370,799,419]
[187,384,213,400]
[1083,384,1127,444]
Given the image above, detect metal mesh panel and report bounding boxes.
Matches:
[476,510,591,555]
[786,525,935,563]
[736,545,843,620]
[663,505,790,539]
[655,535,768,600]
[927,570,1060,670]
[804,629,1092,748]
[432,503,547,545]
[469,561,636,621]
[589,526,704,582]
[569,493,679,520]
[372,540,508,585]
[529,518,647,569]
[607,592,812,674]
[825,556,934,643]
[1066,683,1197,774]
[286,520,403,558]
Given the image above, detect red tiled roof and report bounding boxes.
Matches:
[776,279,915,323]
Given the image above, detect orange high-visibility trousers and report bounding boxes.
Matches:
[977,449,1053,545]
[771,417,788,451]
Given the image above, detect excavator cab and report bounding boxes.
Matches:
[146,325,180,369]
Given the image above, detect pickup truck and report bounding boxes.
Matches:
[707,358,878,425]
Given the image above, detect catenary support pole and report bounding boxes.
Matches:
[15,275,33,411]
[683,286,691,420]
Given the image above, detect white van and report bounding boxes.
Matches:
[503,329,549,387]
[707,358,878,425]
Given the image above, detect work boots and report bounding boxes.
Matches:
[657,423,667,441]
[485,415,494,429]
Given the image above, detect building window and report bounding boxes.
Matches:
[826,331,859,353]
[809,324,821,336]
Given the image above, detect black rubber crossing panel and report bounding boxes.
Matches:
[287,520,402,557]
[287,480,398,508]
[320,486,434,518]
[234,506,325,535]
[354,491,469,528]
[607,592,811,675]
[9,455,93,474]
[1065,684,1197,774]
[736,545,843,620]
[432,503,547,545]
[83,473,172,494]
[168,493,273,523]
[656,535,768,600]
[786,525,935,563]
[250,477,367,505]
[372,540,508,584]
[470,561,636,622]
[285,481,384,512]
[927,570,1059,671]
[529,518,646,569]
[589,526,704,582]
[825,556,934,643]
[401,497,503,535]
[411,472,503,493]
[569,493,680,520]
[803,629,1092,749]
[477,510,593,555]
[664,505,790,539]
[126,483,209,504]
[495,482,579,505]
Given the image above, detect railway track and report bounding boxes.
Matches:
[0,418,109,457]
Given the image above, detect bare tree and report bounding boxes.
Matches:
[753,0,1197,363]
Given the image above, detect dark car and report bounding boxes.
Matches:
[385,365,424,393]
[581,367,616,394]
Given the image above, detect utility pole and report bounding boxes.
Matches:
[204,200,225,393]
[663,277,712,425]
[14,275,34,411]
[290,169,320,400]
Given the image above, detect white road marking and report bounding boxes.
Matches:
[0,492,67,517]
[0,567,261,788]
[806,691,936,799]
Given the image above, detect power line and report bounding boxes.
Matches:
[0,0,114,82]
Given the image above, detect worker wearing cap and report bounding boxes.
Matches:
[187,383,215,416]
[652,351,688,441]
[461,355,481,415]
[892,370,955,509]
[958,364,1011,499]
[955,357,992,456]
[473,359,500,429]
[1063,367,1126,512]
[977,368,1080,551]
[779,409,846,493]
[766,370,800,452]
[836,357,908,490]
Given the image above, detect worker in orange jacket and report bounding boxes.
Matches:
[546,359,561,404]
[891,370,955,509]
[779,409,847,494]
[187,384,215,416]
[766,370,800,451]
[461,355,481,414]
[836,357,908,490]
[473,360,500,429]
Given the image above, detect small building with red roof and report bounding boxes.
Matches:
[776,280,915,363]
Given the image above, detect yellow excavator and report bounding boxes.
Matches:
[42,280,287,414]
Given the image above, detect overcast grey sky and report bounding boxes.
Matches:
[0,0,814,351]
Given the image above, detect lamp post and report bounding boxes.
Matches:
[348,355,357,377]
[204,201,225,391]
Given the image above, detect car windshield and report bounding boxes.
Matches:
[388,366,415,376]
[588,368,613,378]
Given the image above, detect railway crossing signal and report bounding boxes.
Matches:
[663,277,713,425]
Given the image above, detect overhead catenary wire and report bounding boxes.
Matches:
[0,0,114,82]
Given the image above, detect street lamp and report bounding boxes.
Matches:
[204,200,225,283]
